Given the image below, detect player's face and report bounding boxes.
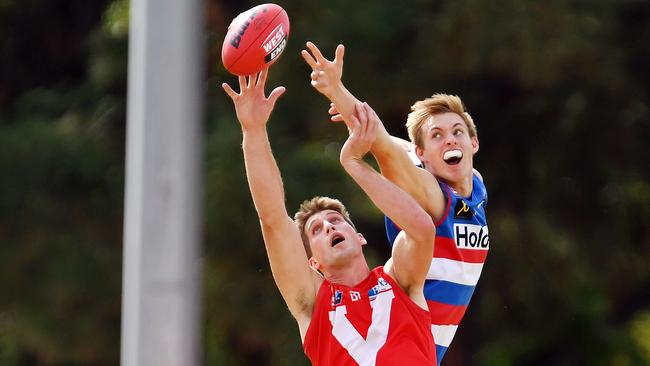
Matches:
[416,112,478,185]
[304,210,366,270]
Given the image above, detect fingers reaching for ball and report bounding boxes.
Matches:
[301,41,346,98]
[222,68,286,130]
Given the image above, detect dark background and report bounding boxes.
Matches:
[1,0,649,365]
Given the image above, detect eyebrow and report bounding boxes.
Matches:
[306,211,341,232]
[306,219,319,233]
[428,122,464,132]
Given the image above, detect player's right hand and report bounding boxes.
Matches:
[222,68,286,131]
[340,102,378,165]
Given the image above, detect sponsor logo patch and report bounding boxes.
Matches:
[332,290,343,306]
[350,291,361,302]
[454,199,473,220]
[368,277,392,301]
[454,224,489,249]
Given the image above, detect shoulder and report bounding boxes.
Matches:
[377,262,402,293]
[473,168,483,182]
[415,167,448,220]
[472,169,488,201]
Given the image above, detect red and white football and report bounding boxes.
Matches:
[221,4,290,76]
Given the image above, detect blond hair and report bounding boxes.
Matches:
[294,196,355,257]
[406,94,477,149]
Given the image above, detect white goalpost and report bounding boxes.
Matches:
[121,0,204,364]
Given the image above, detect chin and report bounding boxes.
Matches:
[439,169,465,185]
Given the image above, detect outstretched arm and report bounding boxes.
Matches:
[351,105,446,221]
[340,103,434,302]
[223,70,320,334]
[302,42,445,220]
[330,104,420,163]
[301,42,359,126]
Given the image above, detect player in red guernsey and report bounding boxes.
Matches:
[223,69,436,365]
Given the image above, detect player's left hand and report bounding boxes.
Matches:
[301,42,344,98]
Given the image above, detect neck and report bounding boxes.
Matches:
[449,174,474,197]
[424,165,475,198]
[323,258,371,287]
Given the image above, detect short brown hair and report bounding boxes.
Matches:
[294,196,355,257]
[406,94,477,149]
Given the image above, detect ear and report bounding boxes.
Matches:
[415,145,426,164]
[357,232,367,246]
[471,136,479,155]
[308,257,321,271]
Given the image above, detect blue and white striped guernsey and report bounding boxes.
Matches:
[385,172,489,364]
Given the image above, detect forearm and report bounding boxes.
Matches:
[370,125,408,165]
[242,127,289,222]
[326,84,360,128]
[370,135,447,228]
[367,128,429,202]
[323,79,421,196]
[342,158,432,239]
[327,86,396,156]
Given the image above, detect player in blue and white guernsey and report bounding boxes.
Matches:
[302,41,490,364]
[385,160,489,362]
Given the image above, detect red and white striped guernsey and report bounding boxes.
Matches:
[303,267,437,366]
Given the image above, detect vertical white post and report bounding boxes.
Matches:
[121,0,203,364]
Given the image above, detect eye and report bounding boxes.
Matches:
[312,225,321,235]
[432,132,441,139]
[453,129,463,136]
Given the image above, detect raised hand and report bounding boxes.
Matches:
[222,68,286,131]
[340,102,378,165]
[301,42,345,99]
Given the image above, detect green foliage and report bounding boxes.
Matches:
[102,0,129,38]
[630,311,650,364]
[0,1,123,364]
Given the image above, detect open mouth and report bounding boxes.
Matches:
[331,234,345,247]
[443,149,463,166]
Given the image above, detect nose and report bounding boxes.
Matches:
[445,133,457,146]
[323,220,335,233]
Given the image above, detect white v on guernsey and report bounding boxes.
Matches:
[329,289,394,364]
[303,267,437,366]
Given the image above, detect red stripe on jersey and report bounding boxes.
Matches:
[434,237,488,263]
[427,300,467,325]
[434,186,453,227]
